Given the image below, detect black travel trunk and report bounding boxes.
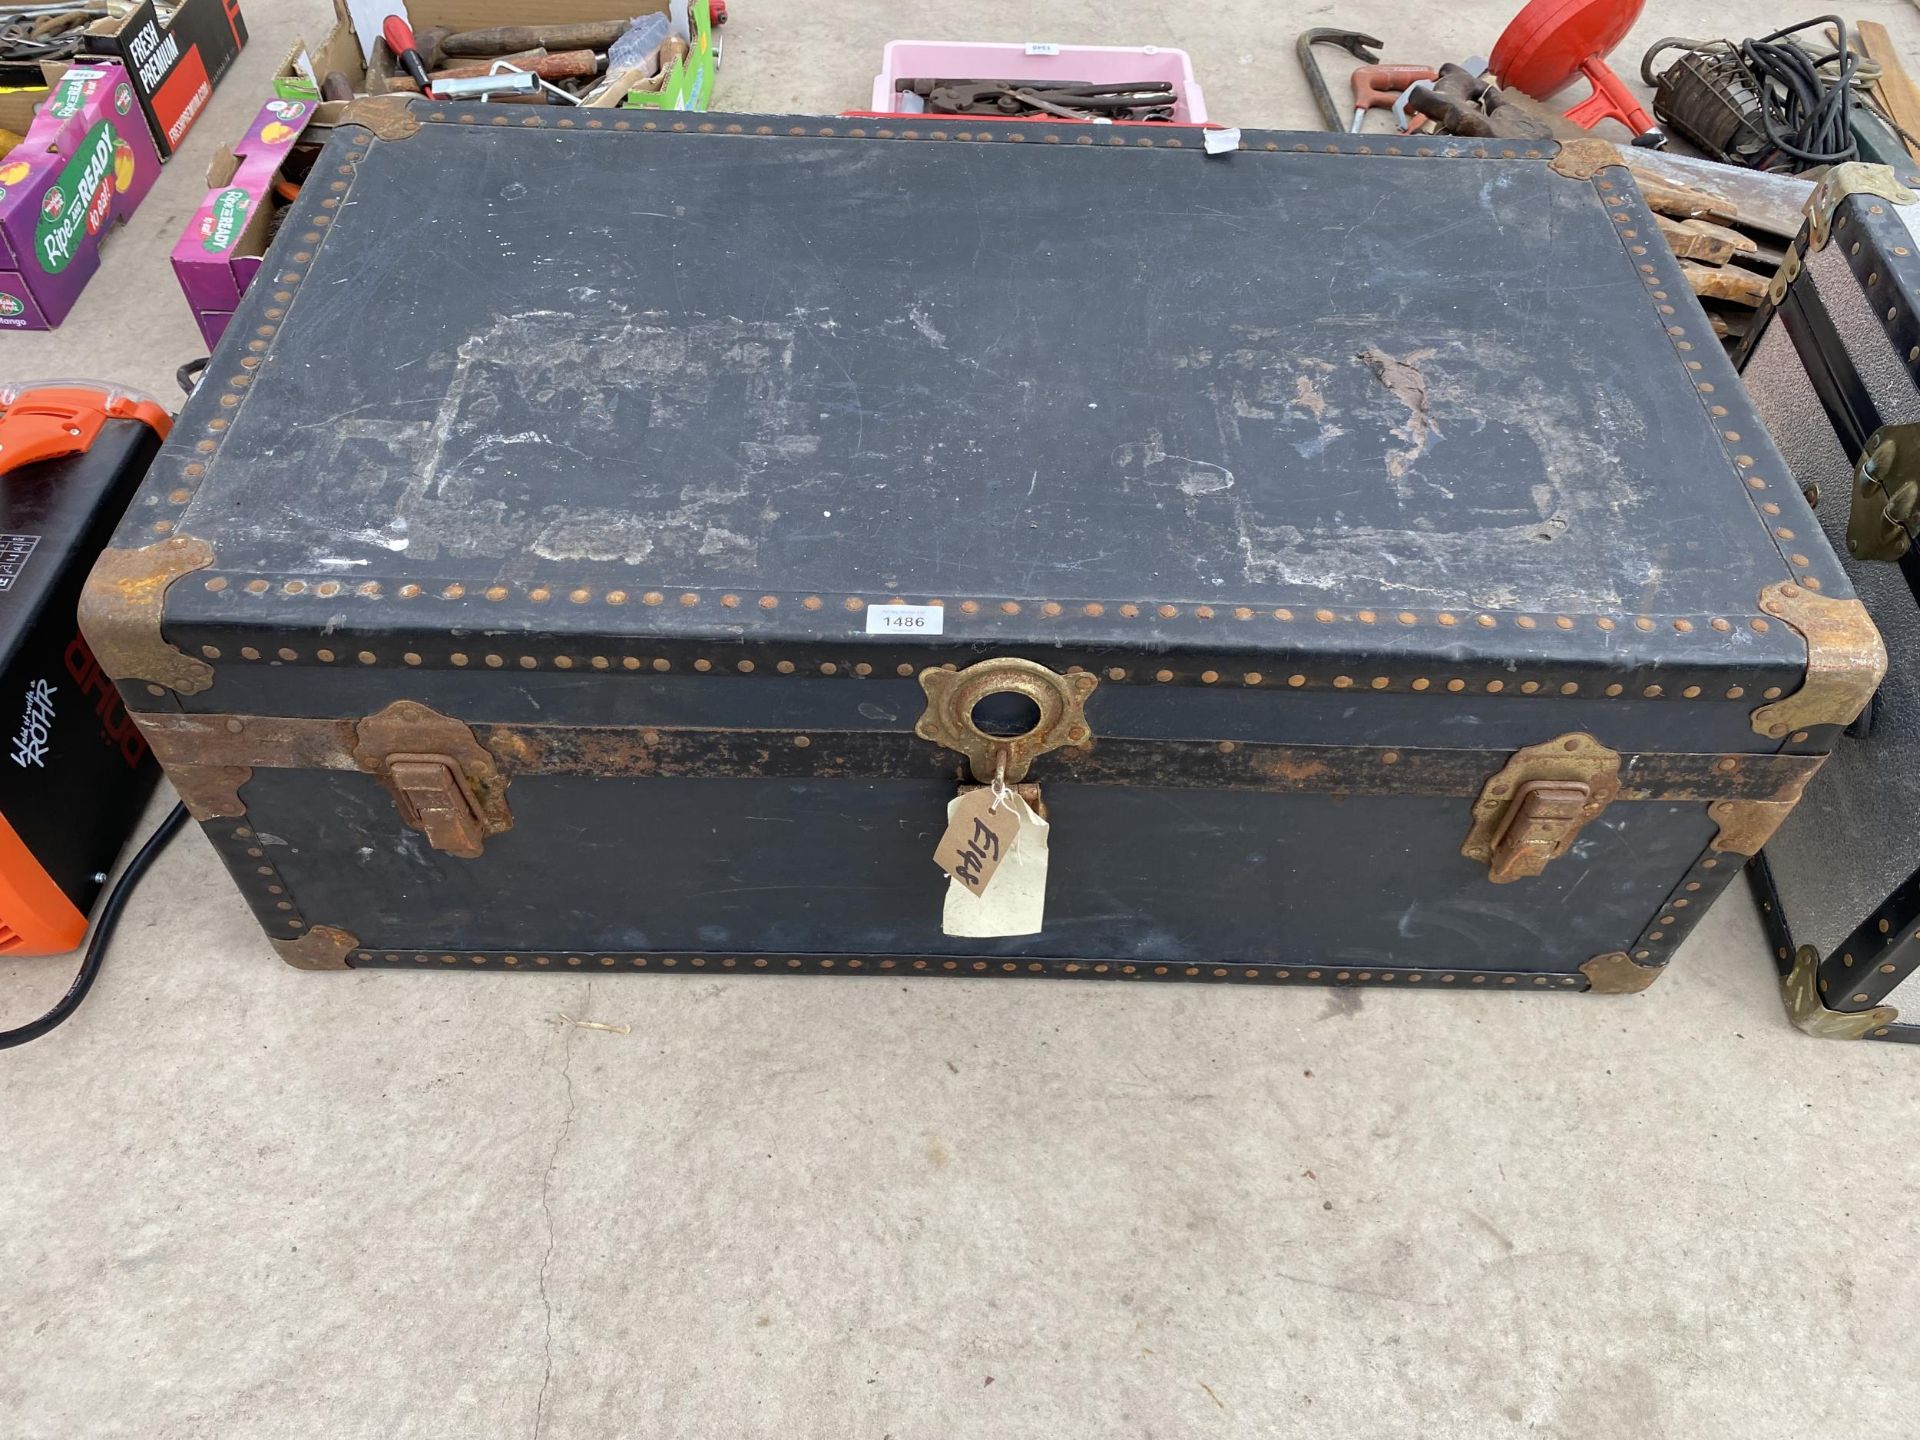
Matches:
[1739,161,1920,1041]
[80,103,1877,995]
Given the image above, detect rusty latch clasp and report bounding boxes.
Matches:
[1487,779,1594,883]
[383,753,488,858]
[1461,732,1621,884]
[352,701,513,859]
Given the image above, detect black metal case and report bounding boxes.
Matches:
[79,103,1877,995]
[1739,162,1920,1041]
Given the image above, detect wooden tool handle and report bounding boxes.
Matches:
[440,21,631,57]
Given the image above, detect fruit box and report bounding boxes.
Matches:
[0,64,160,331]
[171,97,318,348]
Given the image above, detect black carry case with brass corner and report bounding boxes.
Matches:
[78,107,1875,994]
[1739,161,1920,1042]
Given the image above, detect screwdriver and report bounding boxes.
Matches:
[1350,63,1438,132]
[382,14,433,93]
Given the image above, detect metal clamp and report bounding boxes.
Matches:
[916,657,1097,783]
[1847,423,1920,562]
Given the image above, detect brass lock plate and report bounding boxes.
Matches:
[1461,733,1622,883]
[916,657,1097,782]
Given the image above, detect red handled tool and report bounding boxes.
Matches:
[382,15,434,93]
[1490,0,1660,141]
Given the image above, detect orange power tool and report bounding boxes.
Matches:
[1351,64,1439,131]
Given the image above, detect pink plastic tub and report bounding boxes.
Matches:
[870,40,1207,125]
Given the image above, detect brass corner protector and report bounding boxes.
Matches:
[353,700,512,858]
[1707,792,1808,857]
[169,763,253,820]
[1550,138,1623,181]
[1461,732,1621,883]
[1581,951,1666,994]
[1806,161,1917,250]
[1751,583,1887,738]
[340,93,420,141]
[916,657,1097,783]
[77,537,216,696]
[1783,946,1898,1039]
[272,925,359,971]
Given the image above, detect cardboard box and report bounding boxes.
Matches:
[171,98,317,347]
[275,0,714,112]
[0,64,161,330]
[0,0,247,161]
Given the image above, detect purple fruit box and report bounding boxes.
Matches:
[0,63,161,331]
[171,95,316,348]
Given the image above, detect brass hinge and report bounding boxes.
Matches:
[1783,946,1898,1039]
[353,701,512,858]
[1461,733,1621,883]
[916,657,1097,783]
[1805,161,1917,251]
[1847,423,1920,563]
[1766,242,1801,307]
[1751,583,1887,738]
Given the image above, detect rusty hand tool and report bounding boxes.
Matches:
[1350,63,1439,131]
[432,49,605,84]
[382,15,432,93]
[1297,28,1382,131]
[440,20,631,58]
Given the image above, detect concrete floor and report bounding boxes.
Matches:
[6,1,1920,1435]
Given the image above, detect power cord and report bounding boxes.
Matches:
[0,803,187,1050]
[1740,15,1859,168]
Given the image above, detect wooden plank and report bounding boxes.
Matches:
[1627,167,1740,226]
[1655,214,1759,264]
[1681,260,1771,307]
[1616,146,1815,239]
[1858,20,1920,165]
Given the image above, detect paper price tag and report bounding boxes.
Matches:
[1024,42,1061,56]
[942,792,1049,937]
[866,603,943,635]
[934,787,1024,896]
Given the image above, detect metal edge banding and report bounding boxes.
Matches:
[199,814,314,948]
[1815,863,1920,1011]
[134,121,373,571]
[411,106,1515,160]
[1618,826,1750,971]
[134,714,1827,799]
[1744,851,1802,979]
[1601,166,1846,601]
[1839,199,1920,387]
[159,593,1801,706]
[340,949,1595,989]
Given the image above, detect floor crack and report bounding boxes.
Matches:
[532,981,584,1440]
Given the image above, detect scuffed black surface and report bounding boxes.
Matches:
[182,120,1792,625]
